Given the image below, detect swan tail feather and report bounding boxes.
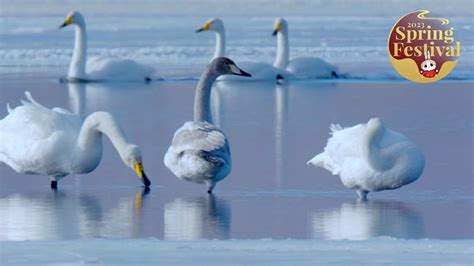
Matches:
[307,153,340,175]
[22,91,48,110]
[330,124,343,134]
[307,153,325,167]
[6,103,12,114]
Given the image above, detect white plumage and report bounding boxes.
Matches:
[307,118,425,199]
[85,57,155,82]
[164,121,231,187]
[273,18,339,79]
[286,57,339,79]
[0,91,150,188]
[60,11,156,82]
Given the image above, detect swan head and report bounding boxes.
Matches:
[59,11,85,28]
[367,118,384,131]
[196,18,224,33]
[366,118,385,144]
[209,57,251,77]
[122,145,151,187]
[272,17,288,36]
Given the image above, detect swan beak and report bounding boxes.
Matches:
[59,16,73,28]
[272,24,281,36]
[134,162,151,187]
[229,64,252,77]
[196,22,211,33]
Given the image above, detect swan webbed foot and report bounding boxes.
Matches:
[331,71,339,78]
[50,181,58,190]
[276,74,284,80]
[145,77,152,83]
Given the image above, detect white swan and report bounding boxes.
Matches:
[196,18,288,81]
[59,11,156,82]
[307,118,425,199]
[0,91,151,189]
[273,18,339,79]
[164,57,251,193]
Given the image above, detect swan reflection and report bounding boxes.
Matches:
[68,82,86,117]
[0,188,150,240]
[164,195,231,240]
[311,200,424,240]
[0,191,101,240]
[100,187,150,238]
[274,82,289,187]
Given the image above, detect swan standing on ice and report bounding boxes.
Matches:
[164,58,251,193]
[0,92,151,189]
[196,18,288,81]
[273,18,339,79]
[307,118,425,199]
[59,11,156,82]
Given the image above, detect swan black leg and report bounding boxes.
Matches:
[331,71,339,78]
[50,181,58,190]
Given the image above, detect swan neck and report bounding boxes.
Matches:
[364,126,392,171]
[77,112,130,162]
[69,24,87,79]
[274,29,289,68]
[213,29,225,60]
[194,68,218,123]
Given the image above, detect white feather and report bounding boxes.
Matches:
[307,118,425,198]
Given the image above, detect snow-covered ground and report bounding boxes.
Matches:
[1,239,473,265]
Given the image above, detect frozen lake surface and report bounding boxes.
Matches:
[0,72,472,241]
[2,239,473,265]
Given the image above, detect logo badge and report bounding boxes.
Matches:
[388,10,461,83]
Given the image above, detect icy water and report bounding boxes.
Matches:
[0,1,473,241]
[0,72,472,240]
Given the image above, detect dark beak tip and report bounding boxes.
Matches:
[272,30,278,36]
[196,29,203,33]
[142,172,151,187]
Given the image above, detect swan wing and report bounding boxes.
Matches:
[86,57,154,81]
[287,57,338,79]
[0,93,80,174]
[165,121,230,183]
[171,122,227,153]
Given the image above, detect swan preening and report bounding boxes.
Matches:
[164,57,251,193]
[307,118,425,199]
[196,18,289,81]
[272,18,339,79]
[0,92,151,189]
[59,11,156,82]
